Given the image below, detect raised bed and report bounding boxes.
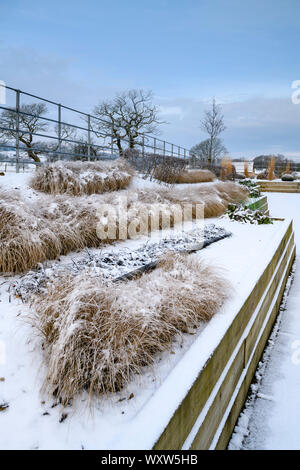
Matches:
[246,195,269,215]
[152,220,295,449]
[257,181,300,193]
[0,217,295,450]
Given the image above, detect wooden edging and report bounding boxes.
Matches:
[246,195,269,215]
[153,220,295,450]
[257,181,300,193]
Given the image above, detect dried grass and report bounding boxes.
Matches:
[30,159,134,195]
[0,181,247,273]
[174,169,216,184]
[0,191,99,273]
[267,157,276,181]
[31,253,230,403]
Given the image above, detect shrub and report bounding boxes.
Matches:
[281,173,295,182]
[256,170,268,180]
[238,179,261,198]
[226,203,273,224]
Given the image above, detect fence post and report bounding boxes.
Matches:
[163,140,166,157]
[178,146,180,158]
[111,126,114,159]
[58,104,62,158]
[15,90,20,173]
[142,134,145,158]
[171,143,174,157]
[87,114,91,161]
[154,137,156,155]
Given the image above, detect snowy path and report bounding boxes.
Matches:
[230,193,300,450]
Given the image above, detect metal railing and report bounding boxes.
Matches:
[0,84,190,172]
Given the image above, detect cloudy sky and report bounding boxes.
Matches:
[1,0,300,158]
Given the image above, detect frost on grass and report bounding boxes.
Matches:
[13,224,231,301]
[30,159,134,195]
[0,181,246,273]
[30,253,230,404]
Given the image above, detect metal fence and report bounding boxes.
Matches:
[253,162,300,173]
[0,84,190,172]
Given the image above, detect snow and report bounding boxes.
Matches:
[0,172,295,450]
[229,192,300,450]
[13,224,230,301]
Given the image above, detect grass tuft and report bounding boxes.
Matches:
[175,169,216,184]
[0,182,247,273]
[31,253,230,403]
[30,159,134,195]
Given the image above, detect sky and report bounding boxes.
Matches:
[1,0,300,158]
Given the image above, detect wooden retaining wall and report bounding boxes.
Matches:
[153,220,295,450]
[257,181,300,193]
[247,195,269,215]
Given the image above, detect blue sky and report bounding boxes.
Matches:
[1,0,300,158]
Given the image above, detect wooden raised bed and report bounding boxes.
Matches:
[257,181,300,193]
[246,195,269,215]
[153,220,295,450]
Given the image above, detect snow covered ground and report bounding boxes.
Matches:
[229,192,300,450]
[0,173,295,450]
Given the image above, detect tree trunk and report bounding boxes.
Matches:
[26,149,41,163]
[129,136,135,149]
[18,136,41,163]
[208,136,213,165]
[116,138,124,157]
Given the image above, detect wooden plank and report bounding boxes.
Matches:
[153,221,293,450]
[256,181,300,193]
[195,234,295,450]
[244,233,294,366]
[189,341,245,449]
[214,243,296,449]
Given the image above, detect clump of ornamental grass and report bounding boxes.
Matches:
[30,253,230,404]
[0,181,247,273]
[30,159,134,195]
[267,157,276,181]
[174,169,216,184]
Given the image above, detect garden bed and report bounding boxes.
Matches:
[246,195,269,215]
[256,181,300,193]
[0,214,295,449]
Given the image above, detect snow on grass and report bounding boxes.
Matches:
[0,213,290,449]
[0,180,246,273]
[13,224,230,301]
[31,253,230,404]
[30,159,134,195]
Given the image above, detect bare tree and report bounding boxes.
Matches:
[71,138,98,161]
[200,98,226,164]
[0,103,76,163]
[0,103,48,162]
[190,138,227,164]
[93,89,163,156]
